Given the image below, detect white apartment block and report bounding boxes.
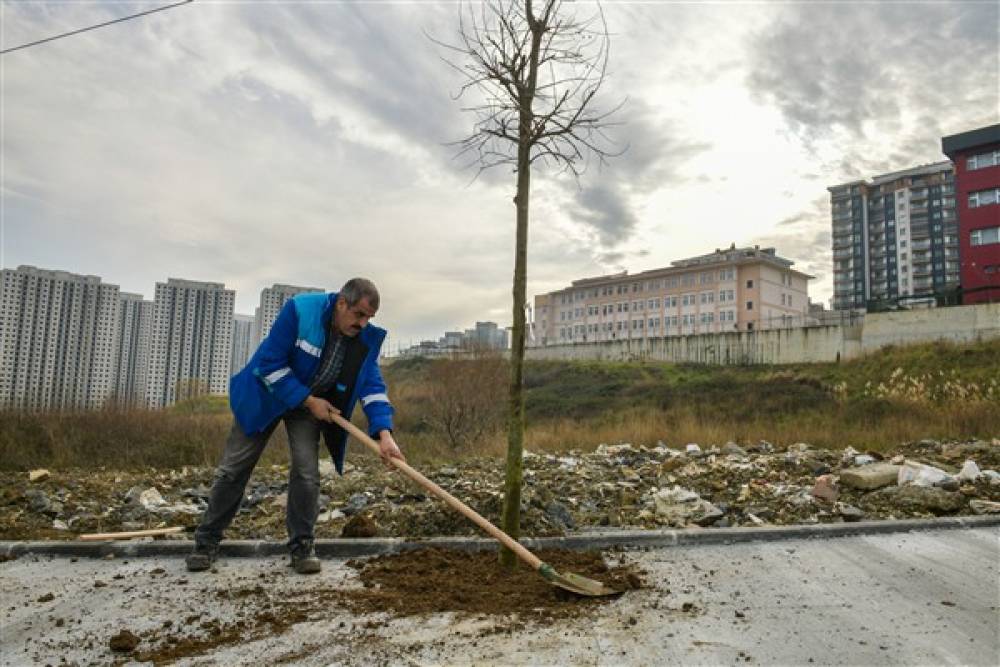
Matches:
[829,162,958,311]
[111,292,154,408]
[230,313,255,377]
[532,246,811,346]
[0,266,120,410]
[253,283,323,346]
[146,278,235,408]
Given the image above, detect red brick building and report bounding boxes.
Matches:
[942,124,1000,304]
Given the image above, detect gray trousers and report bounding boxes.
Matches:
[194,409,322,550]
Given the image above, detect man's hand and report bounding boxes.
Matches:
[303,395,339,423]
[377,430,405,469]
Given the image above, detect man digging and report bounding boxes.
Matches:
[186,278,404,574]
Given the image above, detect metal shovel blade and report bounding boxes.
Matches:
[539,563,622,597]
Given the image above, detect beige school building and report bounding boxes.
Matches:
[531,245,812,346]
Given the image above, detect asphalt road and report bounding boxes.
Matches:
[2,527,997,666]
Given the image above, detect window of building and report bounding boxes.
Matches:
[971,226,1000,246]
[969,188,1000,208]
[967,150,1000,171]
[746,301,754,311]
[746,280,754,289]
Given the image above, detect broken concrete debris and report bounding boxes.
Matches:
[28,469,50,483]
[2,438,998,540]
[840,463,902,491]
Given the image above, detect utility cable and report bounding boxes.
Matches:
[1,0,194,55]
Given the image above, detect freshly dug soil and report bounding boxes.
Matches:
[341,548,643,621]
[342,513,379,538]
[127,549,642,664]
[109,629,139,653]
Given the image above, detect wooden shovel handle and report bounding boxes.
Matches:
[330,414,543,571]
[79,526,183,541]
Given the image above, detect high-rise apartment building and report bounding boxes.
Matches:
[531,246,810,346]
[253,284,324,347]
[829,162,958,311]
[230,313,256,377]
[146,278,235,408]
[0,266,120,410]
[942,124,1000,304]
[111,292,154,407]
[464,321,509,350]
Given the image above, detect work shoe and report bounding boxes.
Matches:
[290,539,322,574]
[185,543,220,572]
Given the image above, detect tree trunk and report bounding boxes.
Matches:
[499,0,541,570]
[499,135,531,570]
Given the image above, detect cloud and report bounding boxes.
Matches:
[746,1,999,167]
[4,1,996,346]
[752,195,834,304]
[554,99,712,259]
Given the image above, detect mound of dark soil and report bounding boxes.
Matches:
[341,548,643,621]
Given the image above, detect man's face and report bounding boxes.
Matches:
[334,296,376,337]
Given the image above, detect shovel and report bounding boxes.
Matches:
[330,413,620,597]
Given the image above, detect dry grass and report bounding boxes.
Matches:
[522,403,1000,455]
[3,339,999,470]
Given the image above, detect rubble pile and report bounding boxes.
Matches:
[2,439,998,541]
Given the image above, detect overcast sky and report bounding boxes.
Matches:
[3,1,997,351]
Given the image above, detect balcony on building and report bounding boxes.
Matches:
[832,221,853,236]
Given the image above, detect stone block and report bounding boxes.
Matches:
[840,463,901,490]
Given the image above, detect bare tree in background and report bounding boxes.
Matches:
[438,0,621,568]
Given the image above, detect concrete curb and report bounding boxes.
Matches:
[2,515,998,560]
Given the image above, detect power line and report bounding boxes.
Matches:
[1,0,194,56]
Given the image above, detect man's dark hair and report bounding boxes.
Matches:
[340,278,380,310]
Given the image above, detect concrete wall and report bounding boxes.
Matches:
[525,303,1000,365]
[861,303,1000,350]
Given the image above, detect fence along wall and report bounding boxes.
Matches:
[525,303,1000,365]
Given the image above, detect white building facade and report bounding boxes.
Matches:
[111,292,154,407]
[146,278,235,408]
[0,266,120,410]
[253,284,323,347]
[230,313,256,378]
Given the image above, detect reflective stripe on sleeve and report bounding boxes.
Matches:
[361,393,390,406]
[296,339,322,357]
[264,367,292,385]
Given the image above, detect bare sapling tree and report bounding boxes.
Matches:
[437,0,621,568]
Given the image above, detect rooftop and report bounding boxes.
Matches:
[553,245,812,294]
[942,123,1000,157]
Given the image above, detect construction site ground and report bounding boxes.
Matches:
[2,525,997,666]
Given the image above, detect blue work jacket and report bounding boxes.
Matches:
[229,291,393,474]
